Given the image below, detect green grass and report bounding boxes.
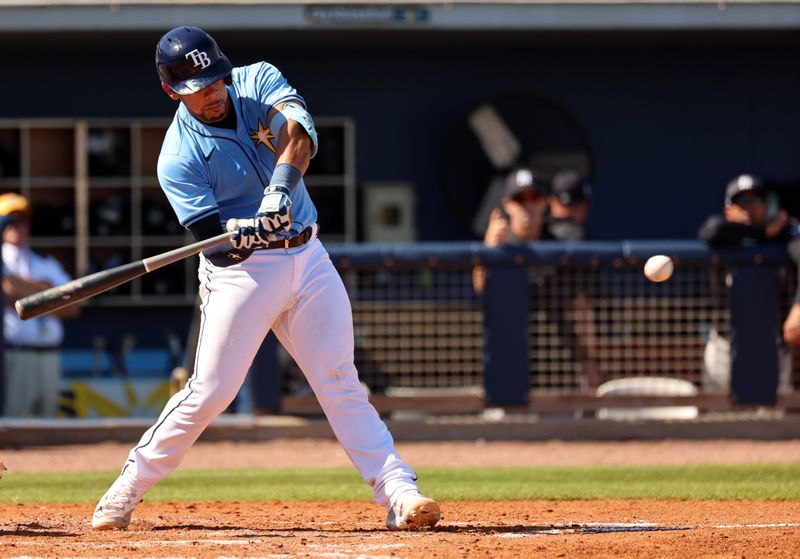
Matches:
[2,465,799,503]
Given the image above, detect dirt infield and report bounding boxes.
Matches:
[1,500,799,558]
[2,439,800,558]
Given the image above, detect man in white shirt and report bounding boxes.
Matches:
[0,193,79,417]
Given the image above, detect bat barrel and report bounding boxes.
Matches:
[15,261,147,320]
[15,231,231,321]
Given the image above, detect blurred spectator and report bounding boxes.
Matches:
[472,166,548,293]
[473,168,602,391]
[0,193,79,417]
[544,169,592,241]
[544,170,600,390]
[698,174,791,245]
[698,174,796,391]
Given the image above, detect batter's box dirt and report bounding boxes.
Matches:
[1,500,799,558]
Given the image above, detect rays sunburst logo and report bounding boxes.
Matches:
[250,119,276,153]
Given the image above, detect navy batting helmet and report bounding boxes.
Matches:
[156,26,232,95]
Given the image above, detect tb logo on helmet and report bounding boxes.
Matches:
[156,26,233,95]
[185,49,211,69]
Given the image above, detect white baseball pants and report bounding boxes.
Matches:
[119,233,420,506]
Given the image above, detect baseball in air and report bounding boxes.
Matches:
[644,255,674,282]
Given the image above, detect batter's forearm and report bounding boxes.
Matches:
[275,120,312,175]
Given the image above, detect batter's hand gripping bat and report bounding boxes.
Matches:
[15,232,231,320]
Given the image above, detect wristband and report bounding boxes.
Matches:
[268,163,302,193]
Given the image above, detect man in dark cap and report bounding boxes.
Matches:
[473,167,602,392]
[541,169,599,390]
[698,174,797,391]
[544,169,592,241]
[699,174,790,244]
[472,166,548,293]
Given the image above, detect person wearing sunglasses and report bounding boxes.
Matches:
[487,166,549,248]
[698,174,790,245]
[543,169,592,242]
[541,170,600,391]
[473,167,602,393]
[698,174,797,392]
[472,166,548,293]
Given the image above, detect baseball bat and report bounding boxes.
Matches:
[15,231,231,321]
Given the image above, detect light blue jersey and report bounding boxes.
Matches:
[157,62,317,238]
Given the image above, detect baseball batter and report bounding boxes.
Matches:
[92,26,440,531]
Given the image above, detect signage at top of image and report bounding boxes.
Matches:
[305,5,430,26]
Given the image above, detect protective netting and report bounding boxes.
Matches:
[279,258,797,396]
[526,263,729,394]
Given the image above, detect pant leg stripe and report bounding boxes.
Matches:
[128,262,216,457]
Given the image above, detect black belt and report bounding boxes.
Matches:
[258,225,315,250]
[5,344,59,353]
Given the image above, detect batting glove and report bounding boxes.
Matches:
[255,185,293,241]
[226,218,265,250]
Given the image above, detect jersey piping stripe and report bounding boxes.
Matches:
[124,262,215,465]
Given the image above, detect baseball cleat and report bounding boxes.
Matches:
[91,476,143,530]
[386,491,441,531]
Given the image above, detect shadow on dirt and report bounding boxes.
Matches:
[0,521,79,537]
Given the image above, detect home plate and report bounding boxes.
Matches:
[496,521,685,537]
[495,521,800,538]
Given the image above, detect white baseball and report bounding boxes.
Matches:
[644,255,673,282]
